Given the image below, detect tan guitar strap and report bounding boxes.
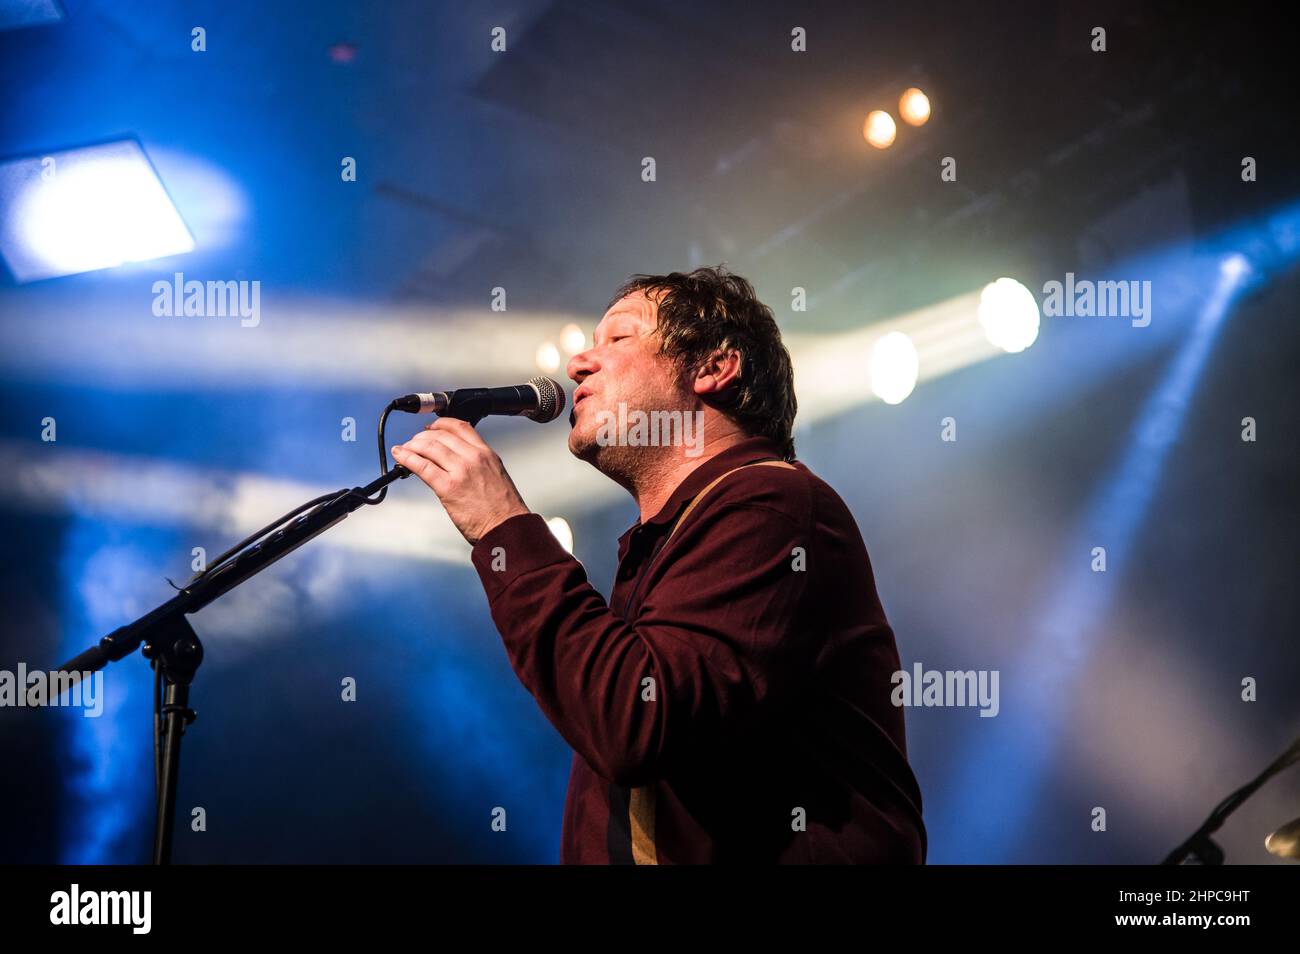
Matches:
[630,457,796,865]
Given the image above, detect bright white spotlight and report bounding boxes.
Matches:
[546,516,574,554]
[1220,252,1250,280]
[899,87,931,126]
[535,341,561,373]
[977,278,1040,353]
[863,110,897,149]
[559,323,586,354]
[869,331,919,405]
[0,140,194,283]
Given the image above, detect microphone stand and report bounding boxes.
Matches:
[1161,733,1300,864]
[55,405,491,865]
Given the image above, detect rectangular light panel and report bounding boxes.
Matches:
[0,139,195,283]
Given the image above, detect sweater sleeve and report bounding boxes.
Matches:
[470,500,813,785]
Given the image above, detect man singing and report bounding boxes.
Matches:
[392,266,925,863]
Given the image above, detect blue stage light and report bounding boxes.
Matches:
[0,140,194,283]
[929,250,1255,862]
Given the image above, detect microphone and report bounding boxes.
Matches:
[390,376,566,424]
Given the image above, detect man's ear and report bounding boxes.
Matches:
[692,347,743,398]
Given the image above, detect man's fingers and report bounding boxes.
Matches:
[392,426,485,494]
[393,431,453,480]
[423,426,493,470]
[427,416,490,451]
[406,429,481,471]
[391,445,444,489]
[392,419,527,545]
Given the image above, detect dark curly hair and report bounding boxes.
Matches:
[608,265,797,460]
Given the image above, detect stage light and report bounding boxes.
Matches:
[934,252,1252,862]
[535,341,561,373]
[863,111,897,149]
[869,331,919,405]
[899,87,931,126]
[0,140,194,283]
[1220,252,1250,279]
[546,517,574,554]
[977,278,1040,353]
[560,323,586,354]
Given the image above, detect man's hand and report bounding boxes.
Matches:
[392,417,530,546]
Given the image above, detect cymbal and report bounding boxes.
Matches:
[1264,816,1300,859]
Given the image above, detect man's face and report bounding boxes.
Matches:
[566,290,691,466]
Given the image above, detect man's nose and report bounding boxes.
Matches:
[567,347,598,383]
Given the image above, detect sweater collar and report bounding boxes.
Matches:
[617,435,786,548]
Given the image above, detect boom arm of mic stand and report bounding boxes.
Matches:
[57,397,486,677]
[55,463,415,677]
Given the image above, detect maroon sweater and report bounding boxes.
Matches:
[470,436,925,863]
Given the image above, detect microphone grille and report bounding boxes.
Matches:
[526,376,565,423]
